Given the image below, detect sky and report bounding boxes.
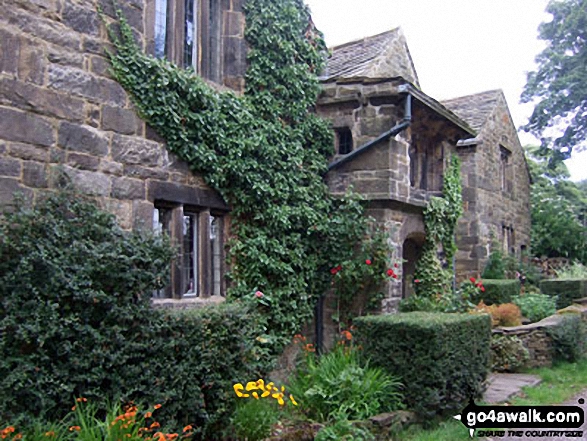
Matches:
[304,0,587,182]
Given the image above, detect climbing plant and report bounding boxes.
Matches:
[408,155,463,306]
[102,0,390,352]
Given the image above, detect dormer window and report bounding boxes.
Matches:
[335,127,353,155]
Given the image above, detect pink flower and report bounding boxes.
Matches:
[255,291,264,298]
[365,259,372,265]
[414,279,421,283]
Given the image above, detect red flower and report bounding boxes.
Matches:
[337,265,342,271]
[386,269,394,277]
[392,274,398,279]
[480,286,486,292]
[365,259,372,265]
[469,277,476,283]
[414,279,420,283]
[255,291,264,298]
[330,267,338,275]
[394,263,399,268]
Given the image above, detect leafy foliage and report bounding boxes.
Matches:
[490,334,530,373]
[521,0,587,159]
[547,314,586,362]
[288,344,403,423]
[513,293,557,322]
[0,191,266,436]
[102,0,389,351]
[230,399,280,441]
[355,312,491,421]
[409,155,463,306]
[526,147,587,263]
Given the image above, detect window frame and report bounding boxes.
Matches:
[151,0,223,82]
[153,202,226,299]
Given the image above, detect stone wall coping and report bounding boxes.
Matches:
[493,314,566,334]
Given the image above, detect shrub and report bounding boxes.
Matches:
[287,344,403,423]
[547,314,586,362]
[490,334,530,372]
[0,190,266,437]
[471,279,520,305]
[354,312,491,420]
[540,279,587,309]
[482,247,507,279]
[315,419,376,441]
[513,293,557,323]
[493,303,523,327]
[555,262,587,279]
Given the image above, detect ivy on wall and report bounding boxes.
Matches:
[103,0,389,351]
[412,154,463,299]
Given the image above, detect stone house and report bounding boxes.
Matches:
[318,29,531,310]
[0,2,530,311]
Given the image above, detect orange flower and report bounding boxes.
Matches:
[145,411,153,418]
[71,405,76,411]
[69,426,81,432]
[341,330,352,341]
[154,404,162,410]
[150,422,161,430]
[44,431,56,437]
[13,435,22,440]
[76,397,88,403]
[304,343,315,352]
[182,425,193,433]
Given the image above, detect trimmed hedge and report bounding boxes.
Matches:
[472,279,520,305]
[547,314,586,362]
[354,312,491,420]
[540,279,587,309]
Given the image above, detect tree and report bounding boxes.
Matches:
[525,146,587,262]
[521,0,587,162]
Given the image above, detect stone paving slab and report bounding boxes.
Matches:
[483,373,543,404]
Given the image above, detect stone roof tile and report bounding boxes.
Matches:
[441,89,503,132]
[321,28,420,87]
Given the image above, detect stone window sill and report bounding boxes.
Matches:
[152,295,226,310]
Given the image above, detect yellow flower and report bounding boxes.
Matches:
[252,392,259,399]
[245,381,258,391]
[233,383,245,397]
[289,394,298,406]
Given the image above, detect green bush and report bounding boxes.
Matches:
[471,279,520,305]
[555,262,587,279]
[354,312,491,420]
[0,190,266,437]
[540,279,587,309]
[288,344,403,423]
[315,419,376,441]
[547,314,586,363]
[490,334,530,372]
[513,293,557,322]
[482,247,507,279]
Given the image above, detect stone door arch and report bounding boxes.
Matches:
[402,233,425,299]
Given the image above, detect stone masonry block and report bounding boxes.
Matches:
[58,121,109,156]
[111,177,146,200]
[101,105,140,135]
[66,152,100,171]
[0,157,22,177]
[0,107,55,147]
[0,77,85,122]
[48,65,126,106]
[62,2,100,36]
[0,29,20,76]
[0,178,33,208]
[57,166,111,197]
[8,143,50,162]
[18,37,45,85]
[23,161,48,188]
[111,134,161,166]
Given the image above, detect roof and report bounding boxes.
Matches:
[441,89,503,132]
[320,28,420,87]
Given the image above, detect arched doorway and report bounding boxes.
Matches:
[402,234,425,299]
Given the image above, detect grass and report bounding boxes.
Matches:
[396,358,587,441]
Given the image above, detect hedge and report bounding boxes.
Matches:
[472,279,520,305]
[540,279,587,309]
[547,314,586,362]
[0,190,266,438]
[354,312,491,420]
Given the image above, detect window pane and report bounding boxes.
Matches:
[184,0,195,68]
[210,215,223,296]
[153,207,171,298]
[154,0,168,59]
[182,213,198,295]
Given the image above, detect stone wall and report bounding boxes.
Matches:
[456,94,532,279]
[0,0,247,228]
